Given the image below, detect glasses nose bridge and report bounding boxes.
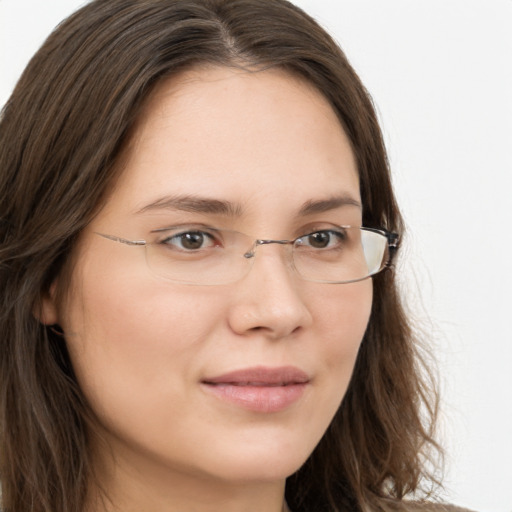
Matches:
[243,238,294,260]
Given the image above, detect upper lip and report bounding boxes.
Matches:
[202,366,310,386]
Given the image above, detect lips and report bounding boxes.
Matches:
[201,366,310,413]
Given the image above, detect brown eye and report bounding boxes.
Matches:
[180,232,205,250]
[162,231,215,251]
[297,229,346,250]
[307,231,331,248]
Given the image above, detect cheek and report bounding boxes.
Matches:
[313,278,372,345]
[310,279,372,391]
[61,264,224,423]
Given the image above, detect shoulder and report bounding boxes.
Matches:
[401,502,477,512]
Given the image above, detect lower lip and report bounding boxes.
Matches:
[201,382,308,413]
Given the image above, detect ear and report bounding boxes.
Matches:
[34,280,59,326]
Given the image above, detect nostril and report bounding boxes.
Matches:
[247,324,302,338]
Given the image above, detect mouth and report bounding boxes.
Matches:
[201,366,310,413]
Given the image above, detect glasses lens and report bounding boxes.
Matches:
[144,229,252,285]
[292,227,389,283]
[142,227,389,285]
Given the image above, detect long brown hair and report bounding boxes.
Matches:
[0,1,440,511]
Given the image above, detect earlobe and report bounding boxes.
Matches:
[34,280,60,326]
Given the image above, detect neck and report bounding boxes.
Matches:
[87,438,288,512]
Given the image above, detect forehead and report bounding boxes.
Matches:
[102,66,360,222]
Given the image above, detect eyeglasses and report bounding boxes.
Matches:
[96,225,398,285]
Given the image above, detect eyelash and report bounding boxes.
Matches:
[154,225,349,252]
[160,229,220,251]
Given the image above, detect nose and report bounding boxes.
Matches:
[227,245,313,339]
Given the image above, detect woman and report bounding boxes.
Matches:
[0,1,468,511]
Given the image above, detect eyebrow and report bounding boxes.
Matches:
[135,195,244,216]
[135,193,361,216]
[298,195,362,215]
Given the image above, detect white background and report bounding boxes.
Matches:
[1,1,511,511]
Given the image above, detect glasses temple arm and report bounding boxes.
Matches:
[96,233,146,246]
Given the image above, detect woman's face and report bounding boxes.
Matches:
[46,67,372,487]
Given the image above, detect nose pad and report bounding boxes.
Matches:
[228,243,313,338]
[243,238,292,260]
[242,239,298,283]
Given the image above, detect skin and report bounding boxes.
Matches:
[42,66,373,512]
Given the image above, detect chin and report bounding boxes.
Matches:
[192,429,318,484]
[209,456,307,484]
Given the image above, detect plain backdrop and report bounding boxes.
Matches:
[1,1,511,511]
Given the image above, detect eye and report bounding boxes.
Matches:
[161,230,218,251]
[297,229,346,250]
